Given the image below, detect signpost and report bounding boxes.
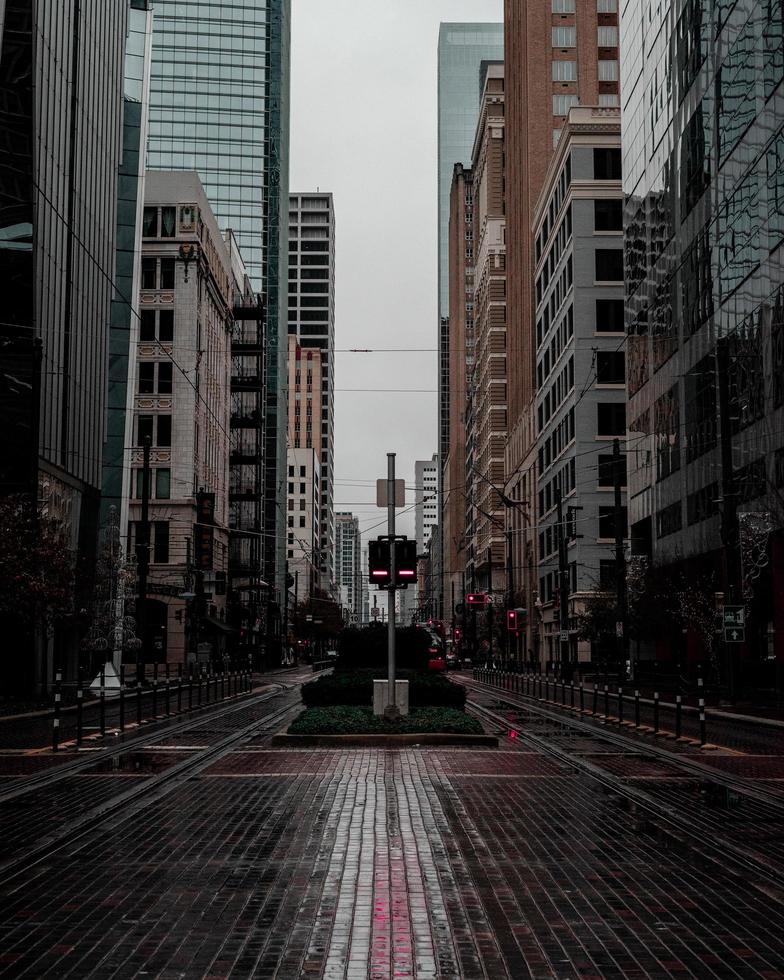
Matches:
[723,604,745,644]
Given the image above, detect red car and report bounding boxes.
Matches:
[427,654,447,672]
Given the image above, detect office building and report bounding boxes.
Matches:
[129,172,234,666]
[415,456,440,552]
[286,448,321,606]
[622,0,784,670]
[0,1,129,690]
[287,193,336,591]
[437,22,504,615]
[444,165,473,614]
[534,108,624,666]
[102,0,155,533]
[146,0,291,618]
[504,0,620,658]
[335,512,362,624]
[465,64,507,599]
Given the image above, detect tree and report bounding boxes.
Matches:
[0,495,75,627]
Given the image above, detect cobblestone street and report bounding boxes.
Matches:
[2,685,784,979]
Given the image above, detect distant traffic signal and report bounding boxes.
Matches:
[506,608,528,631]
[466,592,488,606]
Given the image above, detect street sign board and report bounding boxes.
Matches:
[560,630,569,642]
[724,626,745,643]
[376,479,405,507]
[722,605,745,628]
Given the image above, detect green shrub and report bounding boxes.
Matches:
[301,669,465,709]
[288,705,483,736]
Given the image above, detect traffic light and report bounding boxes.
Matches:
[368,537,417,588]
[454,626,462,640]
[507,608,528,631]
[466,592,488,606]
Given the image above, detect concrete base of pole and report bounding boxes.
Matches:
[374,679,409,716]
[89,662,122,698]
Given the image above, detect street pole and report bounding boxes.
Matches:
[717,338,740,700]
[282,560,289,666]
[556,486,570,678]
[613,437,628,680]
[136,436,151,686]
[386,452,398,718]
[506,526,513,666]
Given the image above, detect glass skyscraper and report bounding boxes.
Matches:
[147,0,291,606]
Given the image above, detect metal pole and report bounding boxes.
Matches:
[717,338,740,701]
[76,665,84,746]
[556,488,570,679]
[136,436,151,685]
[698,669,706,746]
[52,667,62,753]
[99,662,106,737]
[119,665,125,732]
[613,438,628,681]
[386,452,398,718]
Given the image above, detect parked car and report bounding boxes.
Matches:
[445,652,459,670]
[427,655,447,672]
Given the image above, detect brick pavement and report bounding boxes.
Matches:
[2,738,784,978]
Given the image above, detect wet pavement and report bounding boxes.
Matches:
[3,732,784,978]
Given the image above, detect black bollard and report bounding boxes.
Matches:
[119,665,125,733]
[76,666,84,746]
[52,668,63,753]
[99,663,106,737]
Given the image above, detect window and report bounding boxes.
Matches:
[553,94,579,115]
[598,59,618,81]
[160,207,176,238]
[598,0,617,10]
[156,415,172,447]
[160,258,175,289]
[599,507,627,539]
[599,560,616,590]
[595,249,623,281]
[138,362,155,393]
[598,454,626,487]
[159,310,174,342]
[153,522,170,563]
[552,0,575,11]
[597,402,626,435]
[158,362,173,394]
[299,516,306,527]
[155,468,171,499]
[137,415,153,445]
[598,26,618,46]
[140,311,156,341]
[596,298,624,332]
[142,208,158,237]
[598,94,620,107]
[594,199,623,231]
[597,351,625,384]
[552,60,577,81]
[552,26,576,46]
[141,257,156,289]
[593,147,622,179]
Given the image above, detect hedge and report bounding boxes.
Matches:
[288,706,483,736]
[301,669,466,709]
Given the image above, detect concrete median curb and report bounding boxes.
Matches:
[271,732,499,747]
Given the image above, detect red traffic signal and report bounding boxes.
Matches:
[368,536,417,588]
[507,607,528,631]
[466,592,488,606]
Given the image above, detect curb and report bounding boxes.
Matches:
[270,732,499,748]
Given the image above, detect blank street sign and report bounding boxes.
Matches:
[376,479,405,507]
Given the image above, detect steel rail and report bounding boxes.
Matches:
[466,697,784,904]
[0,697,302,888]
[462,676,784,810]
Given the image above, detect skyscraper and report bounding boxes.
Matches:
[287,193,336,592]
[503,0,619,659]
[622,0,784,676]
[0,0,130,690]
[437,22,503,616]
[335,513,362,624]
[146,0,291,616]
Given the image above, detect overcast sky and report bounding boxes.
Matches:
[290,0,503,546]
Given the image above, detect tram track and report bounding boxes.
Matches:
[0,683,305,889]
[466,690,784,907]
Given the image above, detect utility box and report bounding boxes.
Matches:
[373,679,409,716]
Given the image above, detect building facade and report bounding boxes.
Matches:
[534,108,625,667]
[335,512,362,624]
[146,0,291,616]
[415,456,440,553]
[286,448,321,606]
[0,0,129,690]
[437,23,504,616]
[467,64,507,599]
[129,172,234,667]
[504,0,621,660]
[622,0,784,677]
[287,193,336,592]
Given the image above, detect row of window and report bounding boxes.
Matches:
[552,0,617,10]
[138,361,173,395]
[538,355,575,431]
[552,26,618,47]
[539,407,576,474]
